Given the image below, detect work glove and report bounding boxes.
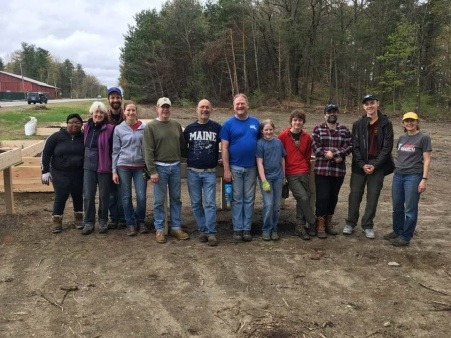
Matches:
[41,172,52,185]
[262,180,271,192]
[283,177,288,185]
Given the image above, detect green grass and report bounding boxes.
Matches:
[0,102,96,140]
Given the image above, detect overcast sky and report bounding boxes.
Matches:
[0,0,167,88]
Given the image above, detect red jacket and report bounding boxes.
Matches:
[278,128,312,175]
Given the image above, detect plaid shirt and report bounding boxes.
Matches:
[312,122,352,177]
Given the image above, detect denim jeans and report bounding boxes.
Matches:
[392,173,422,241]
[259,177,283,233]
[153,164,182,231]
[187,169,217,235]
[118,168,147,226]
[109,179,125,222]
[315,175,344,216]
[83,170,111,225]
[230,165,257,231]
[287,174,316,226]
[50,168,83,215]
[346,169,384,229]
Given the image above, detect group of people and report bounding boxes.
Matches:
[41,92,432,248]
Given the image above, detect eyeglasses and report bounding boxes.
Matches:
[67,122,82,125]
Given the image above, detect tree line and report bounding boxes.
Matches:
[120,0,450,115]
[1,42,104,98]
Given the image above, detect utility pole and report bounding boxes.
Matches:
[20,62,26,100]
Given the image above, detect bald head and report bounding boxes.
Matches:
[196,99,212,123]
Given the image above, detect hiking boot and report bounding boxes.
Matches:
[307,224,316,237]
[170,228,190,240]
[117,220,127,229]
[207,235,218,246]
[233,231,243,241]
[383,231,398,241]
[127,225,137,236]
[73,212,84,229]
[198,232,208,243]
[316,216,327,239]
[82,224,94,235]
[155,230,167,243]
[107,220,118,229]
[342,224,354,235]
[325,215,338,235]
[271,232,280,241]
[262,232,271,241]
[98,222,108,234]
[295,224,310,240]
[51,215,63,234]
[138,222,149,234]
[363,228,376,239]
[390,237,410,247]
[242,230,252,242]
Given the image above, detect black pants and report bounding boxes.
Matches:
[51,168,83,215]
[315,175,344,216]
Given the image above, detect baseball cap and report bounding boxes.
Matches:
[402,112,418,121]
[362,94,378,104]
[324,104,339,113]
[107,87,122,96]
[157,97,171,106]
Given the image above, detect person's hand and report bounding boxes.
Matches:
[363,164,375,175]
[112,173,120,184]
[418,179,427,193]
[325,150,334,159]
[262,180,271,192]
[41,172,52,185]
[150,173,159,183]
[223,169,233,182]
[335,157,343,163]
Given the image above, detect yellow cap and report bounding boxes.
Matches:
[402,112,418,121]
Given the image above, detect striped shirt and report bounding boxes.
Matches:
[312,122,352,177]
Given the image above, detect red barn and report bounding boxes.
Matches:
[0,71,58,99]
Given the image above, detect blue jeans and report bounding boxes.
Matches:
[187,169,217,235]
[109,180,125,222]
[392,173,422,242]
[230,165,257,231]
[259,177,283,234]
[118,168,147,226]
[153,164,182,231]
[83,170,111,225]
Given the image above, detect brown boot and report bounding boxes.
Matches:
[325,215,338,235]
[316,216,327,239]
[73,212,84,229]
[51,215,63,233]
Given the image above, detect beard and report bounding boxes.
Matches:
[327,115,337,124]
[110,102,121,110]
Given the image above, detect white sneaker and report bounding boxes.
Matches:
[363,228,375,239]
[342,224,354,235]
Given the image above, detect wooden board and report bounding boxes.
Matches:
[0,148,22,171]
[0,165,52,192]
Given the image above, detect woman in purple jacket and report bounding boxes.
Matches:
[81,101,115,235]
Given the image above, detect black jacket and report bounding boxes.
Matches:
[41,128,84,173]
[351,111,395,175]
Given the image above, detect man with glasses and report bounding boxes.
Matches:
[312,104,352,238]
[343,95,395,239]
[143,97,189,243]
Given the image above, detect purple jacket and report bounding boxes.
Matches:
[83,120,115,173]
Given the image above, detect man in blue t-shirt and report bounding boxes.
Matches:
[220,93,260,242]
[184,99,222,246]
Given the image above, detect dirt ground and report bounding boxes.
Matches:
[0,104,450,337]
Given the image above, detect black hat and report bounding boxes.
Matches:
[362,94,378,104]
[324,104,339,113]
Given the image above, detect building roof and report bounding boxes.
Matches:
[0,70,57,89]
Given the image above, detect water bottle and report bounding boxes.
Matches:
[224,183,232,208]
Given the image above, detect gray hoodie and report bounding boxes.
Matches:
[112,120,146,173]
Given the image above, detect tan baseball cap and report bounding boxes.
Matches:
[157,97,171,106]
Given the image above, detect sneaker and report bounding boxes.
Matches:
[271,232,280,241]
[363,228,375,239]
[342,224,354,235]
[262,232,271,241]
[127,225,137,236]
[295,225,310,240]
[242,230,252,242]
[383,231,398,241]
[207,235,218,246]
[198,232,208,243]
[156,230,167,243]
[51,226,63,234]
[390,237,410,247]
[82,224,94,235]
[170,228,190,240]
[233,231,243,241]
